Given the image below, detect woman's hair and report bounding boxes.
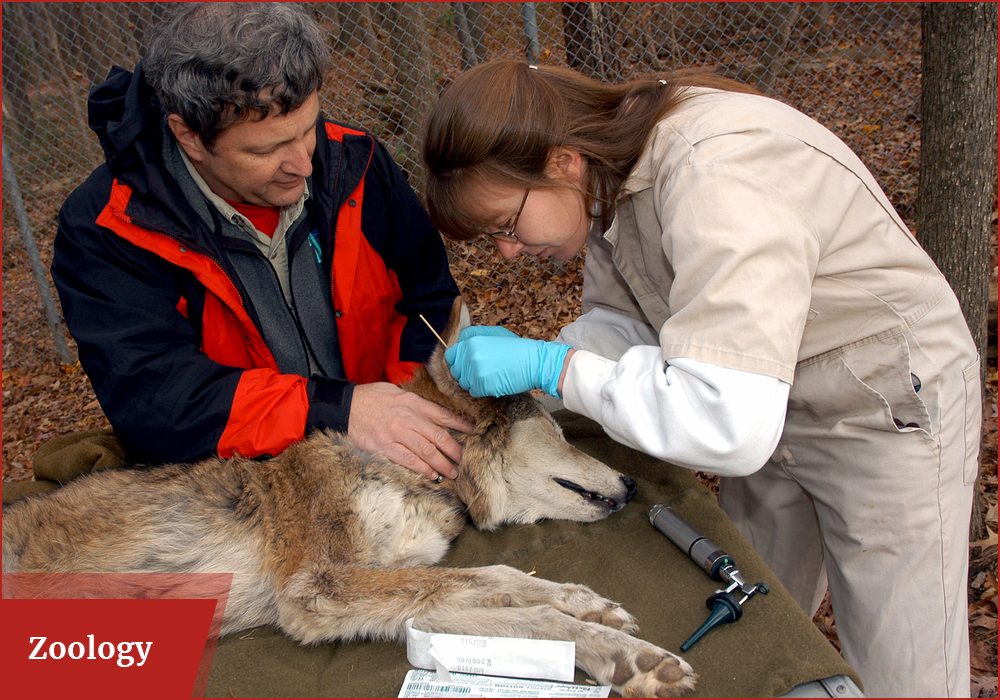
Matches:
[143,2,331,149]
[422,61,758,240]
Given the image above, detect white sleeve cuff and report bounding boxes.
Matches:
[562,348,788,477]
[562,350,617,420]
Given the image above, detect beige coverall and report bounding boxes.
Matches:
[571,88,981,697]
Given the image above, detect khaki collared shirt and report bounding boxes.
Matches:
[582,87,948,384]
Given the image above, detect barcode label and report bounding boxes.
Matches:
[406,683,472,694]
[398,669,610,698]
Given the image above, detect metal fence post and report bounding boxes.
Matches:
[2,140,75,365]
[521,3,540,64]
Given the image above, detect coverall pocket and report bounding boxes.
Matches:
[962,355,983,485]
[835,328,934,439]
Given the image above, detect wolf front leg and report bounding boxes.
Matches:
[274,563,696,697]
[276,563,634,640]
[393,563,641,631]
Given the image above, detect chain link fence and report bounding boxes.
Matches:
[2,1,922,320]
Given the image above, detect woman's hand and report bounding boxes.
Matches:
[445,326,572,398]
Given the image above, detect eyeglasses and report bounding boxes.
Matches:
[489,188,530,241]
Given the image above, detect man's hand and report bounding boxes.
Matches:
[445,326,572,398]
[348,382,474,481]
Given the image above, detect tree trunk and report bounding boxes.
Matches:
[918,2,998,540]
[760,4,801,90]
[635,4,665,71]
[372,2,433,181]
[595,3,623,82]
[64,4,128,88]
[454,2,487,71]
[127,3,163,58]
[358,4,393,90]
[1,4,39,143]
[321,3,365,54]
[561,3,599,78]
[38,4,89,136]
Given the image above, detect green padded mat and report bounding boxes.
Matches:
[205,411,859,698]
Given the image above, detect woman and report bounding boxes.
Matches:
[421,60,980,697]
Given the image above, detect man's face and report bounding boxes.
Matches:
[178,92,320,208]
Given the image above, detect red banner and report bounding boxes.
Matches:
[2,573,232,699]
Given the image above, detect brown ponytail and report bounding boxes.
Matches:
[421,60,758,239]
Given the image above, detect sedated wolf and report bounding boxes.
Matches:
[3,300,697,697]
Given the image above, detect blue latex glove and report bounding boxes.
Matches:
[455,325,520,341]
[445,326,571,398]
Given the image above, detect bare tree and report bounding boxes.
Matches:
[561,3,599,79]
[759,4,801,90]
[919,2,997,374]
[918,2,998,539]
[36,4,88,135]
[2,4,39,141]
[635,4,666,71]
[318,2,360,52]
[561,2,626,81]
[128,3,168,59]
[594,3,623,82]
[319,3,392,89]
[371,3,433,179]
[64,3,128,87]
[454,2,488,71]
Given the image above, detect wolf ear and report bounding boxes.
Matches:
[407,295,478,414]
[442,295,467,346]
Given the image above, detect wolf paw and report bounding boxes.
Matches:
[578,601,638,633]
[556,583,638,633]
[612,646,697,698]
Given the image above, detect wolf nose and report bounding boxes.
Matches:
[621,476,637,503]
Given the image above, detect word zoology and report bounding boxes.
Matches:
[29,634,153,668]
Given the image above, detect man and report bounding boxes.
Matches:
[51,3,471,481]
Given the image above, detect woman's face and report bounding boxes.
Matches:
[464,150,591,262]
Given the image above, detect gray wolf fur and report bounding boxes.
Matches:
[3,301,697,696]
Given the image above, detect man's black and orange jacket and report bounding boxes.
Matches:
[51,65,460,465]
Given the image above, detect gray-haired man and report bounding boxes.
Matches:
[52,3,472,478]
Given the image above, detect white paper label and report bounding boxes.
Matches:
[405,618,576,683]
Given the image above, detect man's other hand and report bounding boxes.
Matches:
[348,382,474,481]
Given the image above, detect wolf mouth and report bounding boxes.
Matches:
[554,476,637,512]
